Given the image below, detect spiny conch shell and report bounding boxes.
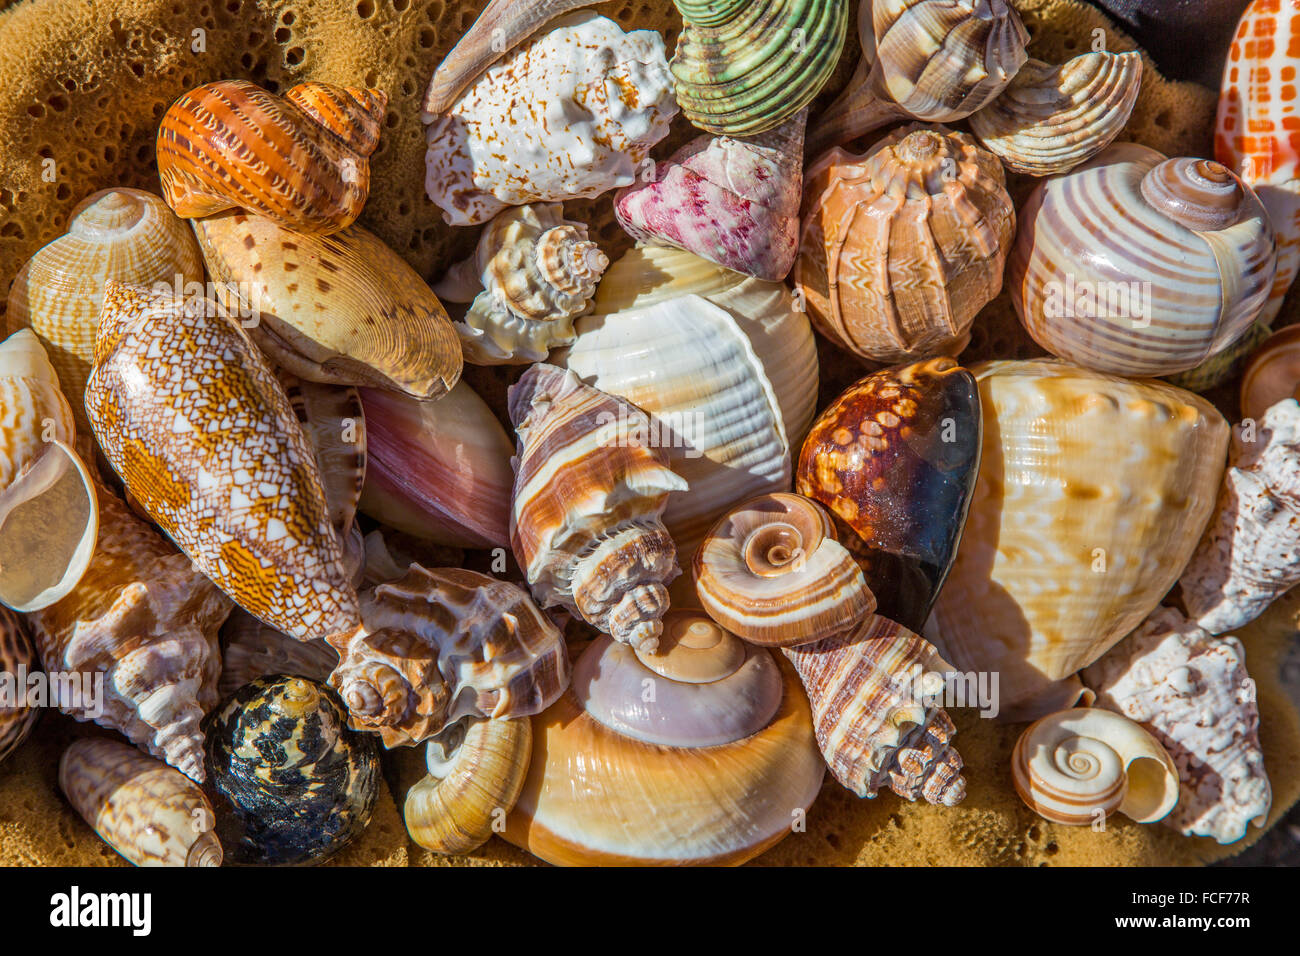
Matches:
[192,210,462,401]
[693,493,876,647]
[968,52,1143,176]
[219,607,339,700]
[1083,606,1270,843]
[1217,0,1300,326]
[4,187,203,430]
[796,358,982,632]
[1179,397,1300,634]
[1009,143,1277,377]
[424,12,677,226]
[59,739,223,867]
[0,328,98,613]
[808,0,1028,157]
[157,79,386,236]
[29,480,232,782]
[327,566,570,748]
[1010,707,1180,826]
[796,125,1016,364]
[784,614,967,805]
[932,360,1230,720]
[358,381,514,548]
[84,282,360,644]
[432,203,608,365]
[670,0,847,136]
[613,110,806,281]
[503,618,824,865]
[0,607,39,763]
[1240,324,1300,422]
[404,715,531,855]
[509,363,687,651]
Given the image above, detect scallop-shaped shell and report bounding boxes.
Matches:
[694,493,876,647]
[1009,143,1277,376]
[796,358,982,632]
[1240,324,1300,422]
[60,739,223,867]
[796,126,1016,364]
[932,360,1230,718]
[423,12,677,226]
[84,282,360,644]
[670,0,847,136]
[1084,606,1270,843]
[29,480,232,782]
[509,364,687,650]
[193,211,462,401]
[969,52,1143,176]
[1011,707,1181,826]
[219,607,338,699]
[157,79,386,235]
[0,607,39,764]
[613,111,806,281]
[1179,398,1300,634]
[327,566,570,748]
[205,675,380,865]
[4,187,204,429]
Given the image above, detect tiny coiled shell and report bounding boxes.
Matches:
[219,607,338,699]
[60,739,222,867]
[433,203,608,365]
[1009,143,1277,376]
[1241,325,1300,422]
[157,79,386,236]
[85,282,360,644]
[969,52,1143,176]
[0,607,39,764]
[694,493,876,648]
[4,187,203,429]
[1011,707,1180,826]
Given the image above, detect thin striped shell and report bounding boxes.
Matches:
[276,371,365,540]
[157,79,386,235]
[0,607,38,763]
[1009,143,1277,376]
[84,282,360,644]
[59,739,222,867]
[219,607,338,699]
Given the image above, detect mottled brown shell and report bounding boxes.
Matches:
[0,606,39,764]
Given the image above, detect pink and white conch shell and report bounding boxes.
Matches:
[1084,606,1271,844]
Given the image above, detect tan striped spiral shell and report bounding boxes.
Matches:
[0,607,38,764]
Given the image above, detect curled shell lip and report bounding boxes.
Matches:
[1240,324,1300,422]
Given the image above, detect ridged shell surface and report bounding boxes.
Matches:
[0,607,38,763]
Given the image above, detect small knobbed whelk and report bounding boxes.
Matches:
[433,203,608,365]
[509,364,687,652]
[1241,325,1300,422]
[0,607,39,764]
[796,125,1016,364]
[60,739,223,867]
[157,79,386,235]
[85,282,360,644]
[1009,143,1277,376]
[1011,708,1181,827]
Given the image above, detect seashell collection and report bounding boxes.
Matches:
[4,0,1300,868]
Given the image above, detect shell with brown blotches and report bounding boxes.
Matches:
[0,607,39,764]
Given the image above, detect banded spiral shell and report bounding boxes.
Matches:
[157,79,386,235]
[0,607,39,764]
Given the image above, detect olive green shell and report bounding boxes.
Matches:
[1165,321,1272,393]
[204,675,379,866]
[0,606,39,764]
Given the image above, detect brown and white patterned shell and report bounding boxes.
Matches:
[84,282,360,644]
[157,79,386,235]
[0,606,39,764]
[509,363,688,651]
[219,607,339,699]
[275,371,365,541]
[328,566,570,747]
[59,738,222,867]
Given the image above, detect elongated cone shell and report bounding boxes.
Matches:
[4,187,203,430]
[219,607,338,699]
[193,211,461,400]
[1009,144,1277,376]
[694,493,876,647]
[1011,707,1180,826]
[0,607,38,763]
[796,358,981,632]
[796,126,1016,363]
[85,282,360,643]
[404,716,532,854]
[359,382,514,548]
[509,364,688,651]
[933,361,1230,719]
[1241,325,1300,422]
[60,739,223,867]
[670,0,848,136]
[504,631,824,865]
[29,481,231,781]
[157,79,386,235]
[328,566,570,747]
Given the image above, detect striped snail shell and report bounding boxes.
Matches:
[0,607,38,764]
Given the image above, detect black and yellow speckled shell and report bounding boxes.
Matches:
[204,674,379,866]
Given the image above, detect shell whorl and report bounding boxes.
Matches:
[1141,157,1249,231]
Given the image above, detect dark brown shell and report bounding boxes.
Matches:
[0,606,38,764]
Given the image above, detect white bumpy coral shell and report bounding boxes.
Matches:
[1083,606,1271,844]
[424,12,677,225]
